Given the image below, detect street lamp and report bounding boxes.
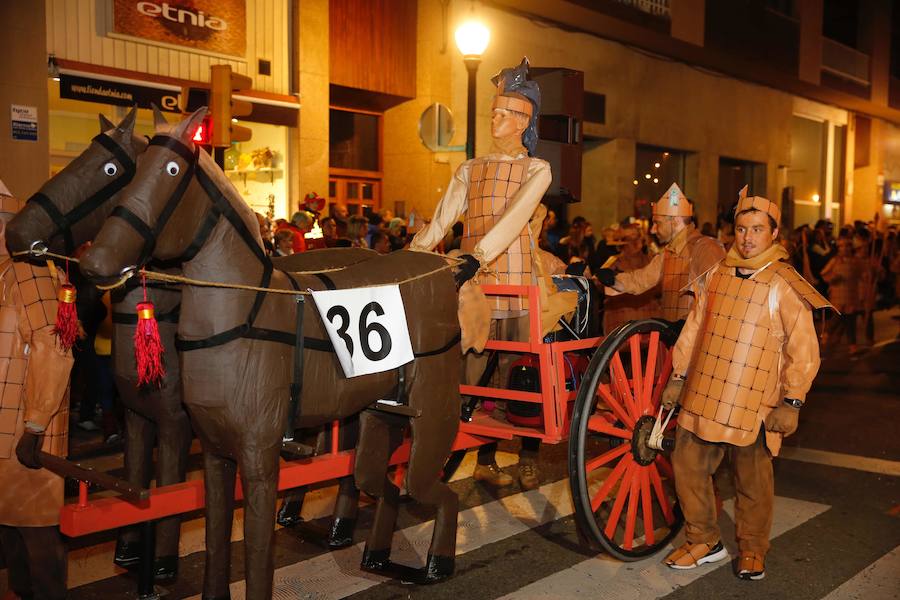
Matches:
[455,20,490,159]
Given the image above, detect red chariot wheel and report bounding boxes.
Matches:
[568,319,684,561]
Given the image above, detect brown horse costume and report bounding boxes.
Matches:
[5,108,374,581]
[79,109,462,599]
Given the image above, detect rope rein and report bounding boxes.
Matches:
[13,248,461,296]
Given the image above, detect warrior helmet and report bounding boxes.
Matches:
[490,57,541,156]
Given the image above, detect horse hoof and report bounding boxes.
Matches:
[327,517,356,549]
[360,548,392,572]
[154,555,178,581]
[422,554,455,584]
[113,539,140,568]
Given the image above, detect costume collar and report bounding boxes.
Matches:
[723,243,789,271]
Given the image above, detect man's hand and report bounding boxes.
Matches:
[595,268,617,288]
[16,430,43,469]
[661,376,685,410]
[764,404,800,437]
[454,254,481,287]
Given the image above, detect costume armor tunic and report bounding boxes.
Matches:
[673,260,828,455]
[0,259,73,526]
[614,227,724,322]
[411,153,552,315]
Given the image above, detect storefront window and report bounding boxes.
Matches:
[47,79,291,221]
[329,109,380,172]
[633,145,686,220]
[787,115,826,226]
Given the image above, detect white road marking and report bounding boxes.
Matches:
[780,446,900,477]
[820,545,900,600]
[500,496,830,600]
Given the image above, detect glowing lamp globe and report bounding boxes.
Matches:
[455,21,490,58]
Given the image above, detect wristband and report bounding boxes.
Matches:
[783,398,803,409]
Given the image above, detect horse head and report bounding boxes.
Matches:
[6,107,146,258]
[80,108,214,285]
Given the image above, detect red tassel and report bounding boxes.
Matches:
[134,301,165,386]
[53,283,79,351]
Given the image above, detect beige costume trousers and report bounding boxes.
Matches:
[673,425,774,554]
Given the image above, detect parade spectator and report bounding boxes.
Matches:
[289,211,314,253]
[274,230,295,256]
[319,216,339,248]
[371,231,391,254]
[366,212,383,248]
[331,201,350,237]
[347,215,369,248]
[602,225,661,333]
[256,212,275,256]
[820,238,863,353]
[388,218,408,251]
[701,221,716,237]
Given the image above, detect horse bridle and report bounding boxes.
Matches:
[27,133,137,255]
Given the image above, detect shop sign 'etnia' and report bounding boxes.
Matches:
[136,2,227,32]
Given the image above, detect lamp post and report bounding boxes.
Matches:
[455,21,490,160]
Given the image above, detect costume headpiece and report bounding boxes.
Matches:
[735,185,780,225]
[652,183,692,217]
[491,57,541,156]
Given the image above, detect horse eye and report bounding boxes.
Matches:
[165,161,180,176]
[103,162,118,176]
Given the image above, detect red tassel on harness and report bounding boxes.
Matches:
[134,300,165,386]
[53,283,79,351]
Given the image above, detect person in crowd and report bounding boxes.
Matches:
[274,229,295,256]
[820,237,863,353]
[595,183,725,323]
[371,231,391,254]
[660,192,828,581]
[602,224,661,333]
[0,181,75,600]
[366,212,383,248]
[255,212,275,256]
[409,58,551,490]
[319,216,339,248]
[808,219,836,294]
[853,228,882,348]
[347,215,370,248]
[700,221,716,237]
[561,220,597,266]
[288,211,314,253]
[388,217,408,251]
[542,209,562,254]
[331,201,350,238]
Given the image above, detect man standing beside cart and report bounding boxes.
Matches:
[410,58,552,490]
[596,183,725,325]
[660,190,830,580]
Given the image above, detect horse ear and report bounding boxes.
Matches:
[172,107,208,144]
[99,113,115,132]
[117,106,138,137]
[152,103,169,130]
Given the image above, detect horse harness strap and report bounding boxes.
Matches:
[26,133,136,254]
[112,305,181,325]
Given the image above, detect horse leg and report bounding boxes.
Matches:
[355,410,405,571]
[239,443,281,600]
[115,405,154,568]
[201,452,237,600]
[153,406,192,580]
[329,415,361,548]
[405,358,461,582]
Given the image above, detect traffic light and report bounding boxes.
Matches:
[192,117,212,145]
[209,64,253,146]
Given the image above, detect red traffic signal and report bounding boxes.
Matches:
[192,117,213,145]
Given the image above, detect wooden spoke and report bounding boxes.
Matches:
[597,383,636,429]
[642,331,660,411]
[584,442,630,475]
[611,352,640,420]
[650,349,673,410]
[622,467,641,550]
[587,416,633,440]
[590,452,632,512]
[648,463,675,525]
[639,468,655,546]
[629,335,644,413]
[604,460,635,539]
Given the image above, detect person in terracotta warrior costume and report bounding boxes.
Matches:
[596,183,725,324]
[0,180,75,600]
[410,58,552,490]
[660,189,830,580]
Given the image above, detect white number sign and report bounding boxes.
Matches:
[310,285,414,378]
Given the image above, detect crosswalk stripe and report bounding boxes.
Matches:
[497,496,829,600]
[779,447,900,477]
[819,545,900,600]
